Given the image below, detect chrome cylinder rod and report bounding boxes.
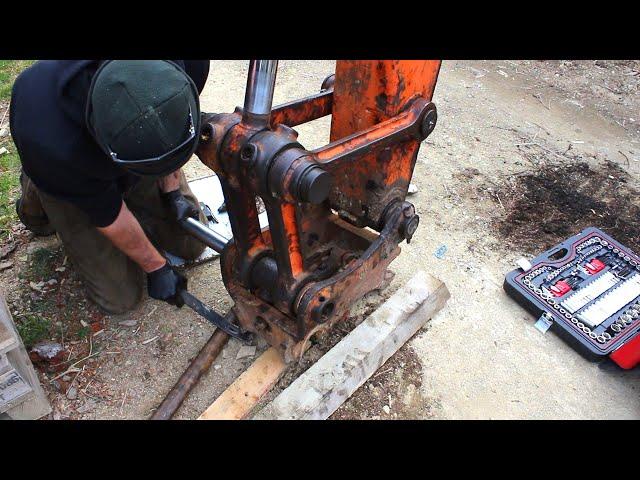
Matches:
[242,60,278,123]
[181,217,229,254]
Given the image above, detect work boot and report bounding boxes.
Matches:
[15,172,56,236]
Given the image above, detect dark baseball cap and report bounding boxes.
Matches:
[86,60,201,177]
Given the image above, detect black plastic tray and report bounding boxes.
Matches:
[504,227,640,360]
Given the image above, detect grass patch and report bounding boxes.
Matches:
[77,326,92,339]
[26,247,62,280]
[0,149,21,238]
[16,314,51,348]
[0,60,34,100]
[0,60,36,240]
[12,244,105,350]
[13,246,63,347]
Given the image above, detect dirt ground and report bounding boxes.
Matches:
[2,60,639,419]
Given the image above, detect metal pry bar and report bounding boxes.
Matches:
[179,290,252,342]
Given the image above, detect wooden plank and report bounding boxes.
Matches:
[0,354,10,375]
[0,368,33,414]
[0,291,51,419]
[198,347,286,420]
[254,271,449,420]
[0,313,17,355]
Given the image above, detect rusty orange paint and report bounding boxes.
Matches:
[270,89,333,128]
[314,103,420,162]
[280,203,303,277]
[385,143,419,185]
[320,60,441,227]
[330,60,441,140]
[247,237,267,256]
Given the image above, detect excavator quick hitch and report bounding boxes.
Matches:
[189,60,441,362]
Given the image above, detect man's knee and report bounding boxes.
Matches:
[96,291,142,315]
[41,207,146,315]
[85,267,144,314]
[170,235,206,261]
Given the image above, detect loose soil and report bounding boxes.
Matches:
[330,343,439,420]
[489,159,640,254]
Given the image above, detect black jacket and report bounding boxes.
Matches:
[10,60,210,227]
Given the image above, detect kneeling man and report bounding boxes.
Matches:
[10,60,211,313]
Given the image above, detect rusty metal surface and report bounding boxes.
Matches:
[151,327,230,420]
[270,88,333,128]
[326,60,441,228]
[193,60,440,362]
[316,97,435,228]
[330,60,441,139]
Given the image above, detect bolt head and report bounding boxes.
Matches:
[240,144,258,164]
[400,214,420,243]
[405,216,419,237]
[421,107,438,138]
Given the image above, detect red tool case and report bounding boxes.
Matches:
[504,227,640,369]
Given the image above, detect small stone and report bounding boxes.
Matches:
[29,281,45,292]
[47,279,57,285]
[66,387,78,400]
[62,375,72,382]
[236,345,256,360]
[407,183,418,195]
[0,128,8,138]
[214,364,221,370]
[0,260,13,271]
[55,267,66,272]
[382,405,390,414]
[30,341,65,362]
[0,147,8,156]
[118,319,138,327]
[0,242,16,259]
[76,400,96,414]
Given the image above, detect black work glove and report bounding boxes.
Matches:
[147,262,187,307]
[163,190,199,223]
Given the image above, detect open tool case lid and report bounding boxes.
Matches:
[504,227,640,368]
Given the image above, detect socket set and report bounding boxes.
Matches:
[504,227,640,369]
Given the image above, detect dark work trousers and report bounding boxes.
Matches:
[18,171,206,314]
